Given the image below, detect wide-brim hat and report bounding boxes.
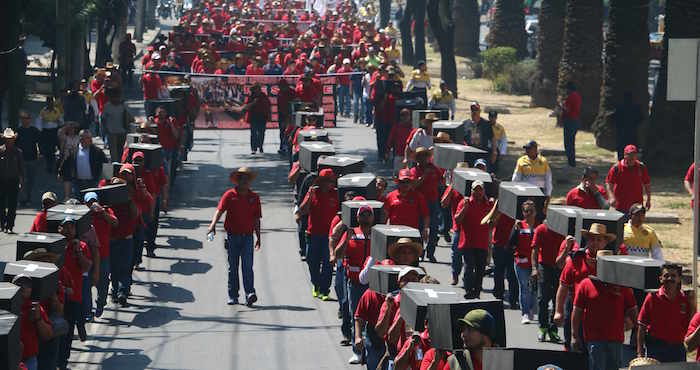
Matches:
[420,113,439,124]
[23,248,60,264]
[388,237,423,261]
[414,146,432,158]
[434,131,452,143]
[230,167,257,182]
[581,223,616,242]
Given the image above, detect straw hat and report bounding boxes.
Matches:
[23,248,60,264]
[581,223,616,242]
[2,128,17,140]
[388,237,423,261]
[230,167,257,183]
[434,131,452,143]
[420,113,439,125]
[414,146,432,158]
[628,357,660,368]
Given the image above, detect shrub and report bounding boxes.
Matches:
[491,59,537,95]
[480,47,518,79]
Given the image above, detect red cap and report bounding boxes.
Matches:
[318,168,336,181]
[132,151,145,160]
[357,205,374,217]
[119,163,136,175]
[624,144,638,154]
[352,196,366,201]
[397,168,413,181]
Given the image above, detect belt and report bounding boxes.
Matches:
[347,266,362,272]
[516,256,529,264]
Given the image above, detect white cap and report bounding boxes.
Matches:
[398,266,424,282]
[343,58,351,65]
[471,180,485,190]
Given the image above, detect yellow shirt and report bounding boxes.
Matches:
[623,222,661,257]
[40,107,62,122]
[385,47,401,63]
[411,69,430,83]
[431,90,454,105]
[492,123,505,141]
[512,154,552,195]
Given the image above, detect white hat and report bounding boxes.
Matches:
[471,180,485,190]
[152,52,161,60]
[343,58,351,65]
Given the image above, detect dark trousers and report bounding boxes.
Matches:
[537,264,560,329]
[58,299,82,368]
[40,128,58,172]
[645,336,686,363]
[492,245,517,302]
[375,121,389,159]
[0,177,19,230]
[463,248,488,297]
[297,218,308,257]
[38,336,59,370]
[21,159,39,204]
[146,197,161,252]
[250,121,266,151]
[563,119,579,167]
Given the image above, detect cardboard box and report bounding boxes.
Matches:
[368,265,424,295]
[427,299,506,350]
[2,261,59,300]
[16,232,67,266]
[295,111,325,128]
[412,110,444,128]
[127,143,163,170]
[337,173,377,201]
[0,284,21,316]
[0,309,20,370]
[546,205,583,240]
[341,200,384,227]
[317,155,365,176]
[370,225,422,261]
[296,129,330,144]
[432,121,465,144]
[597,255,663,290]
[451,168,493,197]
[126,133,159,145]
[577,209,625,250]
[46,205,92,236]
[482,348,588,370]
[80,183,129,207]
[497,182,546,220]
[433,144,488,170]
[400,282,464,332]
[299,142,335,172]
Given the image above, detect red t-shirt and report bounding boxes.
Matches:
[410,163,441,202]
[29,211,48,232]
[563,91,581,121]
[421,348,449,370]
[20,299,51,360]
[306,187,339,236]
[63,240,91,302]
[244,93,271,124]
[565,185,608,209]
[143,167,168,197]
[217,188,262,235]
[295,80,322,104]
[386,123,412,156]
[573,277,636,343]
[532,223,565,266]
[560,249,595,290]
[686,163,695,208]
[92,207,116,258]
[355,289,384,326]
[384,189,429,229]
[155,116,179,150]
[457,196,493,250]
[329,215,341,238]
[142,72,162,100]
[442,187,462,232]
[492,215,515,247]
[638,286,692,344]
[110,203,138,239]
[605,160,651,212]
[685,312,700,361]
[513,221,534,269]
[341,227,371,283]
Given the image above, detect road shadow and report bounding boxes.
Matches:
[158,216,204,230]
[101,353,152,370]
[169,260,212,275]
[238,304,316,312]
[165,235,204,250]
[131,306,183,328]
[147,281,196,304]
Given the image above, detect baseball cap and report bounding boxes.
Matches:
[474,158,488,169]
[523,140,538,149]
[119,163,135,175]
[343,58,351,64]
[471,180,485,190]
[624,144,638,154]
[61,216,77,226]
[470,101,480,112]
[457,309,496,340]
[132,151,145,160]
[83,192,98,203]
[357,205,374,217]
[629,203,646,216]
[42,192,57,203]
[318,168,336,181]
[397,266,423,282]
[397,168,413,182]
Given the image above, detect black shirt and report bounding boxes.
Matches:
[15,126,41,161]
[465,117,493,151]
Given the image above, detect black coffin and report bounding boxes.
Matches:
[317,155,365,176]
[111,162,142,178]
[295,111,325,128]
[296,128,330,144]
[145,98,183,117]
[432,121,465,144]
[427,299,506,350]
[341,201,384,227]
[299,142,335,172]
[80,183,129,207]
[3,261,59,300]
[127,143,163,170]
[482,348,588,370]
[46,205,92,236]
[497,182,546,220]
[451,168,494,197]
[337,173,377,201]
[433,144,488,170]
[0,283,21,316]
[597,255,663,290]
[126,132,159,145]
[411,109,444,128]
[400,282,464,332]
[16,232,67,265]
[546,205,583,239]
[577,209,625,251]
[0,310,20,370]
[370,224,422,261]
[396,99,424,120]
[368,265,424,295]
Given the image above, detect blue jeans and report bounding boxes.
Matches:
[365,327,386,370]
[146,197,161,250]
[110,238,134,297]
[348,280,368,356]
[451,231,462,280]
[335,261,351,339]
[363,97,373,125]
[426,200,440,257]
[306,234,332,294]
[133,223,146,267]
[82,273,92,320]
[95,257,110,308]
[352,90,362,121]
[645,336,686,363]
[226,234,255,301]
[563,119,579,167]
[24,356,37,370]
[586,341,622,370]
[338,85,351,116]
[515,264,534,316]
[297,219,308,256]
[463,248,488,297]
[493,245,517,301]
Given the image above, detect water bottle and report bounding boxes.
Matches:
[207,232,215,242]
[416,346,423,361]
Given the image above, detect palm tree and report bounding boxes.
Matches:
[427,0,457,94]
[486,0,527,58]
[592,0,649,150]
[453,0,480,57]
[644,0,700,169]
[556,0,603,129]
[530,0,566,108]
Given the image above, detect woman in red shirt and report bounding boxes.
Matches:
[507,200,537,324]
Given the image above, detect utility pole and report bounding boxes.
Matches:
[135,0,146,42]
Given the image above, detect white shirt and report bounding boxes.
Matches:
[76,143,92,180]
[408,128,434,151]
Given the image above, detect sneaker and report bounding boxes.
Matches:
[94,303,104,318]
[427,255,437,263]
[443,233,452,243]
[118,295,128,307]
[450,278,458,286]
[77,323,87,342]
[320,294,329,301]
[348,353,362,364]
[246,293,258,307]
[548,328,563,343]
[521,314,531,324]
[537,328,547,342]
[312,287,319,298]
[340,338,351,346]
[227,298,237,305]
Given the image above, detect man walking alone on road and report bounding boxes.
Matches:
[208,167,262,306]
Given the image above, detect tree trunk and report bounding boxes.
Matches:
[530,0,566,108]
[592,0,649,150]
[399,0,427,66]
[96,19,109,67]
[400,1,416,65]
[379,0,391,29]
[486,0,527,58]
[135,0,146,42]
[556,0,603,129]
[644,0,700,170]
[427,0,457,95]
[414,0,427,64]
[453,0,480,57]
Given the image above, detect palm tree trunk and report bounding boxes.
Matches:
[530,0,566,108]
[593,0,649,150]
[453,0,480,57]
[400,0,416,65]
[644,0,700,169]
[379,0,391,29]
[486,0,527,58]
[414,0,427,64]
[556,0,603,129]
[427,0,457,95]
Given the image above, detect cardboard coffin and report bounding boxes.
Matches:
[337,173,377,201]
[370,225,422,261]
[497,182,546,220]
[427,299,506,350]
[400,282,464,332]
[299,142,335,172]
[596,255,663,290]
[341,201,384,227]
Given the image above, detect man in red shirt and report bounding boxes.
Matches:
[684,162,695,208]
[153,107,181,180]
[133,150,168,258]
[84,192,118,318]
[15,274,53,370]
[455,180,494,299]
[606,144,651,213]
[561,81,581,167]
[141,68,162,100]
[242,84,271,155]
[295,71,322,108]
[410,147,441,262]
[385,108,412,174]
[531,220,564,342]
[383,169,430,240]
[638,263,693,362]
[208,167,262,306]
[566,167,609,209]
[29,192,58,232]
[299,168,338,300]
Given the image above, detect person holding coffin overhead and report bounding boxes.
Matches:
[410,146,442,263]
[383,168,430,243]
